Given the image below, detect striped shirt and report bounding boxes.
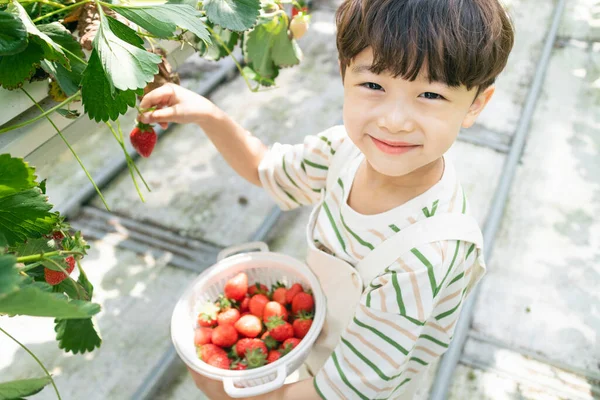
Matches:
[258,125,486,399]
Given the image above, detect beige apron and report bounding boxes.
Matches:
[300,139,484,399]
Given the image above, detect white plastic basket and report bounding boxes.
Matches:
[171,241,326,398]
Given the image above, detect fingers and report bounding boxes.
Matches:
[139,83,177,110]
[139,105,177,124]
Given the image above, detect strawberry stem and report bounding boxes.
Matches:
[16,250,84,264]
[20,89,111,211]
[0,326,62,400]
[116,120,151,192]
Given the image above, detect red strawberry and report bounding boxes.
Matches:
[235,338,268,358]
[263,301,288,323]
[267,349,282,364]
[197,344,227,361]
[194,327,213,346]
[224,272,248,301]
[211,324,238,348]
[249,294,269,319]
[261,332,279,350]
[266,316,294,342]
[234,314,262,338]
[245,347,267,369]
[197,302,219,327]
[280,338,301,355]
[207,353,231,369]
[272,287,288,305]
[240,296,250,312]
[285,283,303,304]
[51,231,65,242]
[291,6,308,18]
[292,292,314,315]
[217,307,240,326]
[248,282,269,296]
[44,256,76,286]
[130,122,157,157]
[292,311,313,339]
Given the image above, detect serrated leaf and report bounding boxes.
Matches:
[39,22,86,96]
[0,154,37,197]
[0,255,22,297]
[105,15,145,49]
[0,377,52,400]
[110,4,210,44]
[7,0,67,65]
[271,18,302,67]
[0,189,57,246]
[196,24,238,61]
[242,65,276,86]
[94,8,161,94]
[245,19,284,79]
[0,40,44,90]
[53,278,90,301]
[55,317,102,353]
[81,49,139,122]
[0,11,28,56]
[0,283,100,318]
[204,0,260,32]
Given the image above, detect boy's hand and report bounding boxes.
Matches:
[138,83,217,127]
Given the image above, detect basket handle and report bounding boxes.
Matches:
[217,241,269,261]
[223,365,287,398]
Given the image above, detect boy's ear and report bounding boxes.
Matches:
[462,85,495,128]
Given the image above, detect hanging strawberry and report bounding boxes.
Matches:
[130,122,157,158]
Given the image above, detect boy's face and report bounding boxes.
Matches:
[341,47,494,179]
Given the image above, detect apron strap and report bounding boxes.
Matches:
[326,136,361,193]
[355,213,484,285]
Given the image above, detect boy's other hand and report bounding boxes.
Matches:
[138,83,218,127]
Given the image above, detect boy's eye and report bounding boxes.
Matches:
[361,82,383,91]
[420,92,445,100]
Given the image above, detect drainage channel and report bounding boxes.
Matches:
[429,0,567,398]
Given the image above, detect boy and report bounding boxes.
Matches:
[139,0,514,398]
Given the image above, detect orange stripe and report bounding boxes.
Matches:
[322,365,347,398]
[395,258,424,321]
[310,147,330,161]
[315,220,336,254]
[438,289,461,305]
[425,321,447,335]
[330,191,364,260]
[368,228,386,243]
[415,345,439,358]
[347,327,401,369]
[448,182,459,212]
[359,304,417,341]
[341,351,396,393]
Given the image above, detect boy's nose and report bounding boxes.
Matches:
[377,102,415,133]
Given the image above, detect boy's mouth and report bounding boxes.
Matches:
[370,136,420,155]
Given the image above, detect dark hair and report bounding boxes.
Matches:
[336,0,515,92]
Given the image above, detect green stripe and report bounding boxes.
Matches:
[411,248,438,295]
[337,178,344,190]
[353,317,409,355]
[341,338,403,381]
[435,299,463,320]
[340,213,374,250]
[449,271,464,286]
[420,334,449,348]
[313,377,326,400]
[409,357,428,366]
[366,284,383,308]
[322,201,346,252]
[301,161,306,172]
[331,351,370,400]
[390,271,406,315]
[437,241,461,293]
[422,199,439,218]
[304,159,329,170]
[312,188,321,193]
[389,224,400,233]
[319,136,336,155]
[282,156,300,189]
[388,378,411,398]
[404,314,425,326]
[466,243,476,260]
[282,189,301,206]
[462,189,467,214]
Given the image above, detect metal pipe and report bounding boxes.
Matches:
[429,0,567,398]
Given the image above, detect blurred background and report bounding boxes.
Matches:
[0,0,598,398]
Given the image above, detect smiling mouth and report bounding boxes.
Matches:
[370,136,421,155]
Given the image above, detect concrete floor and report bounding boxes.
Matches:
[1,0,598,399]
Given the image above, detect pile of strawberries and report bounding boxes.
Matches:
[194,272,315,370]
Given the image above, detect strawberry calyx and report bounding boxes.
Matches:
[215,294,233,311]
[136,121,154,133]
[245,348,267,369]
[263,334,279,350]
[265,315,285,330]
[295,310,314,320]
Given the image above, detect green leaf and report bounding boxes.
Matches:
[0,255,23,297]
[39,22,86,96]
[0,282,101,318]
[0,377,52,400]
[166,0,197,6]
[55,317,102,353]
[0,189,57,246]
[56,108,81,119]
[94,8,161,94]
[110,4,210,44]
[242,65,276,86]
[7,0,67,65]
[0,11,28,56]
[196,23,238,61]
[0,155,37,197]
[271,19,302,67]
[53,278,90,301]
[81,49,139,122]
[0,40,44,90]
[245,18,284,79]
[204,0,260,32]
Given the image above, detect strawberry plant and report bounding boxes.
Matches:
[0,0,310,397]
